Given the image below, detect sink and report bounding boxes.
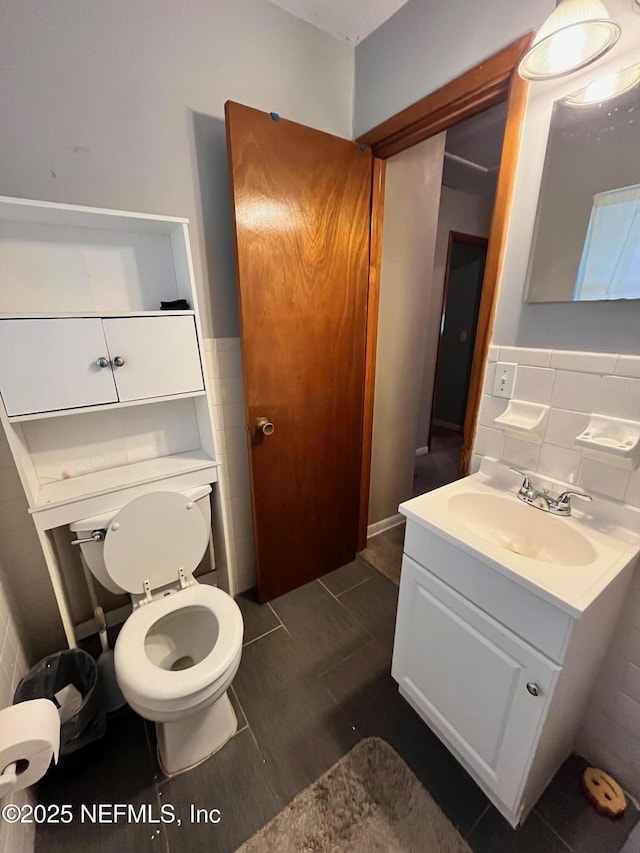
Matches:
[447,492,597,567]
[399,463,640,616]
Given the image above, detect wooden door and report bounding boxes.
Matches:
[226,102,372,601]
[102,316,203,402]
[0,318,118,416]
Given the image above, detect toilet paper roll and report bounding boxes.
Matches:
[0,699,60,793]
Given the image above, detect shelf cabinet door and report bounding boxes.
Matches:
[102,316,204,403]
[0,318,118,416]
[392,555,559,810]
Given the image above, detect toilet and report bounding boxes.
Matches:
[70,487,244,775]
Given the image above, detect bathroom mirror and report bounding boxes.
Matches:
[525,62,640,303]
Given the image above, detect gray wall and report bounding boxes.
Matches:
[369,133,445,524]
[353,0,554,137]
[0,0,355,659]
[0,0,354,340]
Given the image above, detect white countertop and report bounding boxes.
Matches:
[399,465,640,617]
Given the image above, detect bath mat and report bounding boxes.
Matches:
[359,524,405,586]
[236,737,472,853]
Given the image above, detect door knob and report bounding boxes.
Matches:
[112,356,125,367]
[96,357,110,368]
[256,417,274,436]
[526,682,540,697]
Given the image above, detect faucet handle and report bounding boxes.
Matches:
[557,490,593,508]
[509,467,533,491]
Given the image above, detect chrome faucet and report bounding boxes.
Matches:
[509,468,592,517]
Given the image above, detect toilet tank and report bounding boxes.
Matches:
[69,485,212,595]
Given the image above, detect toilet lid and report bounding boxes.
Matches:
[103,492,209,594]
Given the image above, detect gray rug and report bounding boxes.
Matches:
[236,737,472,853]
[359,524,405,586]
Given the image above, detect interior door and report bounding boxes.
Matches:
[226,102,372,601]
[102,316,204,402]
[0,318,118,416]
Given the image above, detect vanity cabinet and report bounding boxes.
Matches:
[396,555,558,811]
[393,514,636,828]
[0,314,203,417]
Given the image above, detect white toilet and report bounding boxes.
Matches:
[70,487,244,775]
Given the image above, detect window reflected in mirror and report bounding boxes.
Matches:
[525,61,640,303]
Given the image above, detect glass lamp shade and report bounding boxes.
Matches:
[563,63,640,105]
[519,0,621,80]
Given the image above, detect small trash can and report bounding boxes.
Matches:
[13,648,106,755]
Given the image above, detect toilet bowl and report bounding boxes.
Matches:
[70,487,243,775]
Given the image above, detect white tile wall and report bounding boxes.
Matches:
[477,348,640,507]
[204,338,255,595]
[475,345,640,795]
[0,558,36,853]
[0,432,66,661]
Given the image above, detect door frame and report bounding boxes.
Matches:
[428,231,489,453]
[356,32,533,549]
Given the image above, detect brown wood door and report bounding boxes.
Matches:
[225,102,372,602]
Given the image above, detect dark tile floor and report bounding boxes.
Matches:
[413,425,463,496]
[37,560,639,852]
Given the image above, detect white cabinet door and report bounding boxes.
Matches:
[392,555,559,810]
[102,316,204,402]
[0,318,118,416]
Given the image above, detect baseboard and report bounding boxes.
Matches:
[416,446,430,456]
[366,513,404,540]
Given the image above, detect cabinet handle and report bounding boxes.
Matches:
[112,356,125,367]
[526,682,540,697]
[96,357,111,368]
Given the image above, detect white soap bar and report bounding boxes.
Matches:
[54,684,83,724]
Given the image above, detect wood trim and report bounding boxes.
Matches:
[460,70,531,476]
[428,231,488,453]
[449,231,490,249]
[358,157,386,551]
[357,33,533,160]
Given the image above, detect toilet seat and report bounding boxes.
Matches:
[103,492,209,594]
[114,584,243,711]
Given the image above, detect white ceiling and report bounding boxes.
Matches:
[442,101,508,199]
[267,0,410,42]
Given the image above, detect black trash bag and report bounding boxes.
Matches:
[13,648,106,755]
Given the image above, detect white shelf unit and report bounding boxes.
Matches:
[0,196,223,648]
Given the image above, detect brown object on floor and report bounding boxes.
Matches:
[236,737,471,853]
[583,767,627,818]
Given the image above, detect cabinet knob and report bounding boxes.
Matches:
[256,417,274,436]
[96,357,110,369]
[112,356,125,367]
[526,682,540,697]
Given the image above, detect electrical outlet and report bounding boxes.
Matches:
[492,362,517,398]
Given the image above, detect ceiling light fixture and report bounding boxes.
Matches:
[518,0,621,81]
[563,63,640,105]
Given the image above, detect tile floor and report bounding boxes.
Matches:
[413,426,463,497]
[36,560,639,852]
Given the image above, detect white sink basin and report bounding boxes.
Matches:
[399,466,640,616]
[447,492,597,567]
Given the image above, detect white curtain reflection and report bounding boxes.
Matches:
[575,184,640,300]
